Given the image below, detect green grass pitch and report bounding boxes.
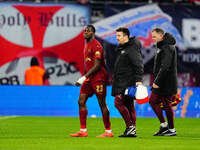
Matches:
[0,116,200,150]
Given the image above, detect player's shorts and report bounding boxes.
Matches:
[80,79,107,98]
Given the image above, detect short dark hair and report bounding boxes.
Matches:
[116,27,130,38]
[86,24,96,33]
[152,27,165,35]
[30,57,39,66]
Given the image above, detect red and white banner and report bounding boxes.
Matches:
[0,3,90,85]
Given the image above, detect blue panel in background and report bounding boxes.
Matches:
[0,86,200,118]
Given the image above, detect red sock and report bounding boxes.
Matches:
[103,115,111,130]
[79,110,88,129]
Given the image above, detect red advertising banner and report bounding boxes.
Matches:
[0,3,90,85]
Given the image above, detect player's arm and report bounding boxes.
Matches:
[75,59,101,86]
[85,59,101,78]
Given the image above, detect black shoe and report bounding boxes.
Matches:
[154,126,168,136]
[162,130,177,136]
[119,126,137,137]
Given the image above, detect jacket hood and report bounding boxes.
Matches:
[128,36,137,45]
[157,33,176,48]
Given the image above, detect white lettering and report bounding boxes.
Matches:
[183,54,200,63]
[183,19,200,48]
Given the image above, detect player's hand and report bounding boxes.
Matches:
[75,76,86,86]
[153,83,159,88]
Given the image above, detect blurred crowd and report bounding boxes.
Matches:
[0,0,199,4]
[91,0,196,4]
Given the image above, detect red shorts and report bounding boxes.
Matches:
[80,79,107,98]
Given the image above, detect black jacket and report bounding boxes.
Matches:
[112,37,144,96]
[153,33,177,96]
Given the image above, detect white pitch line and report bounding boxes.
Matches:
[0,116,20,120]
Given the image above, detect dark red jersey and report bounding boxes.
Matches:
[84,38,107,82]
